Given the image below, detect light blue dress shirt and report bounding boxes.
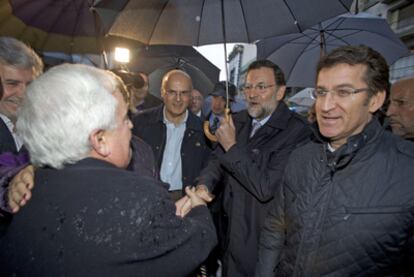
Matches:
[160,109,188,191]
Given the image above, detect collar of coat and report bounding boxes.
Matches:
[233,101,294,131]
[152,104,203,132]
[311,117,383,171]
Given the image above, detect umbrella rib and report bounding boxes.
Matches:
[324,27,406,48]
[147,0,170,44]
[282,0,302,32]
[238,0,251,42]
[196,0,206,45]
[70,1,86,52]
[337,0,352,11]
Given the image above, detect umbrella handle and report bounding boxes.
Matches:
[203,108,230,142]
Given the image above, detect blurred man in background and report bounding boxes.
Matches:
[386,76,414,141]
[190,89,204,118]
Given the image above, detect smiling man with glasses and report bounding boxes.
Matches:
[257,45,414,276]
[177,60,310,276]
[131,69,209,202]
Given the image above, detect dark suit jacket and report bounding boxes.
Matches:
[0,158,217,277]
[0,117,17,154]
[131,105,210,192]
[199,102,311,277]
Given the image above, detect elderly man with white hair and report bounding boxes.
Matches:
[0,64,216,276]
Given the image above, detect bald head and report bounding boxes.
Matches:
[387,76,414,139]
[161,70,193,124]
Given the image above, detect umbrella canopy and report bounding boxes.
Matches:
[0,0,100,53]
[0,0,140,54]
[128,45,220,94]
[147,63,218,98]
[94,0,352,46]
[257,13,410,87]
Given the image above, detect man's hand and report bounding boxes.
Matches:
[216,115,236,151]
[7,165,35,213]
[175,185,214,218]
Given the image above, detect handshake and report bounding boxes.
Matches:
[175,185,214,217]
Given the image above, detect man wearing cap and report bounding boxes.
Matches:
[177,60,311,276]
[206,81,236,137]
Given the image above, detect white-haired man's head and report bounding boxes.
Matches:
[16,64,132,169]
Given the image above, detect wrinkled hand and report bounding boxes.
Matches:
[175,195,189,216]
[216,115,236,151]
[176,185,214,218]
[7,165,35,213]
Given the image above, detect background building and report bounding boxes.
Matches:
[357,0,414,82]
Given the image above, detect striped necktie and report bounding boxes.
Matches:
[250,121,261,138]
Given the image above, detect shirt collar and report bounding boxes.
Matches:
[252,114,271,127]
[0,113,15,134]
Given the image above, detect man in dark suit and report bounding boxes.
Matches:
[0,37,43,154]
[0,37,43,215]
[205,81,236,134]
[190,88,204,118]
[132,69,210,201]
[178,60,311,276]
[0,64,217,276]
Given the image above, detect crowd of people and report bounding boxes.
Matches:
[0,36,413,276]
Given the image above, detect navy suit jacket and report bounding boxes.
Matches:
[0,118,17,154]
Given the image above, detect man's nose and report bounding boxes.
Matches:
[317,92,336,111]
[386,103,396,117]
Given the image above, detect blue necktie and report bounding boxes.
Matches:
[250,121,261,138]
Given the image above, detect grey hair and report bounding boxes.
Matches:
[16,64,119,169]
[0,37,43,77]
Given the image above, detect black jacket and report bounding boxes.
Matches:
[199,102,310,277]
[256,119,414,276]
[0,118,17,154]
[0,158,217,277]
[131,105,210,192]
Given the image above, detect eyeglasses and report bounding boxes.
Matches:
[311,87,370,99]
[165,90,191,98]
[241,83,277,93]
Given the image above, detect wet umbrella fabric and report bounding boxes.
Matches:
[256,13,409,87]
[147,64,217,98]
[0,0,102,53]
[0,0,138,54]
[129,45,220,96]
[94,0,352,46]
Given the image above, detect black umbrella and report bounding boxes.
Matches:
[128,45,220,96]
[94,0,352,46]
[256,13,410,87]
[94,0,352,141]
[0,0,141,55]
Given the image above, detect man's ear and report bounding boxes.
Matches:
[276,85,286,101]
[369,90,386,113]
[90,129,110,157]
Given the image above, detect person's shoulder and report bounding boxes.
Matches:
[132,106,162,125]
[391,133,414,158]
[187,110,204,132]
[289,110,309,127]
[232,109,250,123]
